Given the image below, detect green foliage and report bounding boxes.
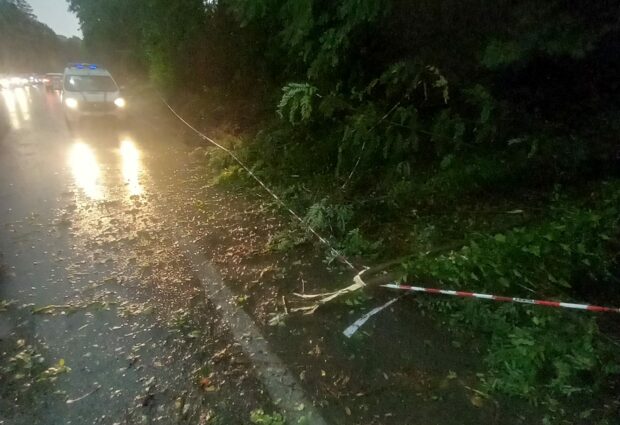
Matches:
[482,39,526,69]
[212,165,245,186]
[277,83,318,125]
[430,109,465,156]
[327,62,458,181]
[307,0,387,79]
[145,47,174,91]
[463,84,497,144]
[417,154,523,202]
[267,198,382,260]
[406,181,620,404]
[481,313,607,402]
[301,199,383,260]
[6,0,33,17]
[278,0,314,50]
[303,198,353,236]
[481,2,613,69]
[207,136,244,169]
[337,228,383,259]
[69,0,206,90]
[250,409,285,425]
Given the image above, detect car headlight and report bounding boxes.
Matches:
[65,98,79,109]
[114,97,126,108]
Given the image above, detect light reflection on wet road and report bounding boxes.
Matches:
[1,87,31,129]
[68,141,104,200]
[119,138,143,197]
[67,136,144,201]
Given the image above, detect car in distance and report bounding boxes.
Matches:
[61,64,127,124]
[44,73,63,91]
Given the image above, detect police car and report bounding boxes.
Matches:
[62,64,126,123]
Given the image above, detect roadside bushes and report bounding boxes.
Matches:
[404,181,620,408]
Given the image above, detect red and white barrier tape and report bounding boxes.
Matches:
[383,284,620,313]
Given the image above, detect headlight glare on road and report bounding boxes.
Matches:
[114,97,126,108]
[65,98,79,109]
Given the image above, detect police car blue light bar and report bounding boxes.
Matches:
[66,63,99,70]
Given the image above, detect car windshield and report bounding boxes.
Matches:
[65,75,117,92]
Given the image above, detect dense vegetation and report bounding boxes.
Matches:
[0,0,81,73]
[69,0,620,421]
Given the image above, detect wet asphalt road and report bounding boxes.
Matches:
[0,86,322,425]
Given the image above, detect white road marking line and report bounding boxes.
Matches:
[177,232,329,425]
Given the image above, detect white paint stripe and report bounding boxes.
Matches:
[177,232,329,425]
[473,293,494,300]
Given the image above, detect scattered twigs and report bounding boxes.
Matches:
[66,385,102,405]
[281,296,289,315]
[292,213,542,310]
[292,269,369,314]
[32,304,74,314]
[32,301,117,315]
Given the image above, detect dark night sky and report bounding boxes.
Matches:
[29,0,81,38]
